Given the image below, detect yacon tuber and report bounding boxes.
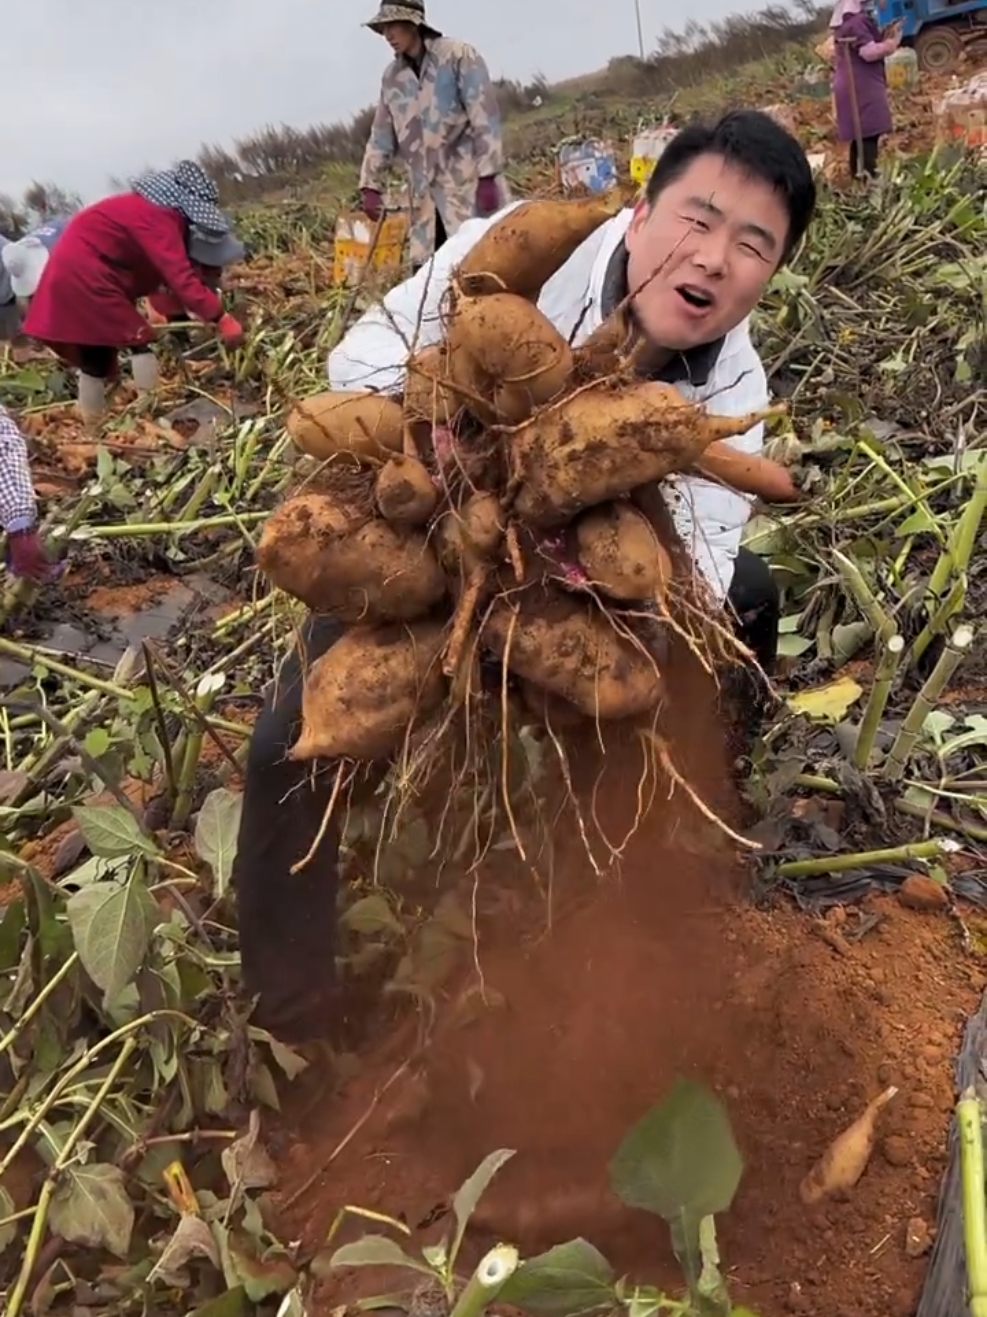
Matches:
[287,390,404,464]
[799,1085,898,1205]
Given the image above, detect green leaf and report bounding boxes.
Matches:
[72,802,159,860]
[500,1239,615,1316]
[194,788,243,896]
[327,1234,435,1276]
[0,1186,17,1256]
[341,893,404,937]
[450,1149,515,1264]
[609,1079,743,1225]
[66,868,158,1001]
[777,633,813,658]
[48,1162,134,1258]
[83,727,112,758]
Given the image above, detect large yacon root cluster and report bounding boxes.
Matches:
[259,194,786,763]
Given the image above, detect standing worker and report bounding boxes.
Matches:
[358,1,507,271]
[830,0,902,179]
[23,162,245,428]
[0,217,69,341]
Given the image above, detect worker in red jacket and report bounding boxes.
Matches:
[24,161,245,427]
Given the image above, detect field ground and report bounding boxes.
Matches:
[0,30,986,1317]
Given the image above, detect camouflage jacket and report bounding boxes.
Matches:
[360,36,505,266]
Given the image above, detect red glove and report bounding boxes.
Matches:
[217,312,244,347]
[360,188,384,222]
[6,528,57,583]
[475,177,501,217]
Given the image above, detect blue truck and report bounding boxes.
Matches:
[875,0,987,71]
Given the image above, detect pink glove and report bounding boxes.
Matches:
[360,188,384,222]
[217,312,244,347]
[6,528,58,583]
[475,176,501,217]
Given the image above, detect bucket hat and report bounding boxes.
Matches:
[188,224,246,268]
[1,235,51,300]
[365,0,441,38]
[133,161,229,232]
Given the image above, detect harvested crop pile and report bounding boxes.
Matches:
[258,198,788,769]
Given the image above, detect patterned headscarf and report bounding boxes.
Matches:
[132,161,229,231]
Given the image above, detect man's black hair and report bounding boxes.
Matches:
[644,109,816,262]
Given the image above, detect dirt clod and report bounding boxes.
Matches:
[881,1134,914,1167]
[905,1216,933,1258]
[897,875,949,912]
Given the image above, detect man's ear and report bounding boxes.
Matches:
[626,195,652,244]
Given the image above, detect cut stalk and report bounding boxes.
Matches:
[958,1089,987,1317]
[853,633,905,769]
[777,837,950,879]
[884,623,974,781]
[71,510,268,539]
[171,674,225,828]
[449,1246,520,1317]
[832,550,895,642]
[0,638,135,701]
[910,575,967,668]
[923,461,987,618]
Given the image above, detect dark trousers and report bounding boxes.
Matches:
[849,135,880,179]
[233,548,779,1039]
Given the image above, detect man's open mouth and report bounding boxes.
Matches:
[675,285,715,310]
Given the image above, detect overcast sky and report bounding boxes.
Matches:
[5,0,743,202]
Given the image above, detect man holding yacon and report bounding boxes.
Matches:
[232,111,817,1047]
[358,1,507,270]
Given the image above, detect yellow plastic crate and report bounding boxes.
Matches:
[333,211,408,287]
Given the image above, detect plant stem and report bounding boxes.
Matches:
[832,550,895,642]
[776,837,950,879]
[853,633,905,768]
[6,1035,138,1317]
[171,678,223,828]
[0,638,136,700]
[910,575,967,669]
[884,623,974,781]
[958,1089,987,1317]
[894,799,987,844]
[71,510,268,539]
[0,952,80,1058]
[449,1246,520,1317]
[923,461,987,619]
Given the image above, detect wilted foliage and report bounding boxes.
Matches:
[22,181,84,224]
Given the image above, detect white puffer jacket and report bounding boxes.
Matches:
[327,204,769,602]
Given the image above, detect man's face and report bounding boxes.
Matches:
[380,20,421,55]
[625,152,790,353]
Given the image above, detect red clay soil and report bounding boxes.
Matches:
[267,633,982,1317]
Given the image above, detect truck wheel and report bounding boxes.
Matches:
[914,24,963,72]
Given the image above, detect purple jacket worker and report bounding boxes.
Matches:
[830,0,901,177]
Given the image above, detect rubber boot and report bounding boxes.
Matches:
[130,351,159,392]
[77,373,106,432]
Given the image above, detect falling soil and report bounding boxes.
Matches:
[266,631,982,1317]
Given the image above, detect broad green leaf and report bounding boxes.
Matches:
[194,788,243,896]
[786,676,862,724]
[73,802,159,860]
[894,506,938,537]
[450,1149,515,1264]
[500,1239,615,1316]
[48,1162,134,1258]
[326,1234,434,1276]
[341,894,403,937]
[777,633,813,658]
[609,1079,743,1224]
[0,1186,17,1255]
[66,869,158,1001]
[59,854,129,889]
[191,1286,251,1317]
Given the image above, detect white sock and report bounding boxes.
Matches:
[130,351,159,391]
[77,373,106,422]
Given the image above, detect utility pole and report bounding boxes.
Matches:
[634,0,645,57]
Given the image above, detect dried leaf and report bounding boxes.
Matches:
[786,676,863,724]
[150,1213,221,1285]
[194,789,243,895]
[0,769,28,804]
[341,893,403,937]
[0,1186,17,1255]
[451,1149,515,1262]
[222,1110,277,1193]
[48,1162,134,1258]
